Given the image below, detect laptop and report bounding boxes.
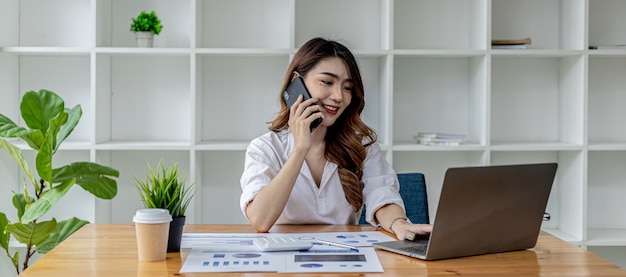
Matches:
[372,163,558,260]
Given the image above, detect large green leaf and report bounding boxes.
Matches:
[10,251,19,274]
[0,212,9,251]
[0,114,34,138]
[20,90,64,133]
[21,178,75,224]
[20,129,44,151]
[0,138,39,189]
[36,217,88,254]
[36,133,54,184]
[6,219,57,246]
[52,162,119,199]
[55,105,82,151]
[35,111,68,183]
[11,194,30,222]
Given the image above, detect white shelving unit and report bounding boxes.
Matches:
[1,0,625,271]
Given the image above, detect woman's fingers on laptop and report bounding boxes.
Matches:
[397,224,433,240]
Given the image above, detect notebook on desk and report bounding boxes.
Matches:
[372,163,558,261]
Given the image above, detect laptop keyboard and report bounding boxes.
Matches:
[399,245,427,254]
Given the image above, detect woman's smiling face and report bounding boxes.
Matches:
[300,57,353,128]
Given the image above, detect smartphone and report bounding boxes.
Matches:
[282,76,322,131]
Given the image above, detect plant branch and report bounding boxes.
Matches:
[36,179,46,199]
[22,244,36,272]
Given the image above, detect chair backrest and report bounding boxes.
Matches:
[359,172,430,224]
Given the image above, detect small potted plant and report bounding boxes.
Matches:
[130,10,163,47]
[135,160,195,252]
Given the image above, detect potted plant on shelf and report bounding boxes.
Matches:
[135,160,195,252]
[130,10,163,47]
[0,89,119,275]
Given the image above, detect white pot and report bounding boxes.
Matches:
[135,32,155,48]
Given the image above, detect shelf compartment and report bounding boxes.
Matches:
[97,0,191,48]
[588,57,626,144]
[357,55,388,144]
[491,150,585,242]
[491,56,584,145]
[393,56,487,146]
[197,0,290,49]
[0,54,20,121]
[99,150,191,223]
[17,55,92,143]
[198,151,247,224]
[295,0,384,50]
[588,151,626,236]
[394,0,488,50]
[197,55,288,142]
[587,246,626,270]
[589,0,626,50]
[0,0,18,46]
[5,0,92,47]
[95,54,191,143]
[492,0,585,50]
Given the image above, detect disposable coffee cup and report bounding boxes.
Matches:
[133,208,172,262]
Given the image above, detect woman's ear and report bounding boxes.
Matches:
[291,71,301,81]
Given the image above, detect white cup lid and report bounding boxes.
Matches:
[133,208,172,224]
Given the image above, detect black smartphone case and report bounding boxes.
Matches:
[283,77,322,131]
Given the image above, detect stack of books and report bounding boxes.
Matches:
[414,132,467,146]
[491,37,532,49]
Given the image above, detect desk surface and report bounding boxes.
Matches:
[20,224,626,276]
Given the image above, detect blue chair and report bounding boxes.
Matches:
[359,172,430,224]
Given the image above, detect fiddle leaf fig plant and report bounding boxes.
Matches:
[0,89,119,275]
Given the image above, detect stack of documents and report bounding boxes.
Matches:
[179,232,394,274]
[414,132,467,146]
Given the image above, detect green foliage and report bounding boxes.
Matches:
[0,89,119,274]
[135,161,195,218]
[130,10,163,35]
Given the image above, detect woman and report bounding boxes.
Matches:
[240,37,431,240]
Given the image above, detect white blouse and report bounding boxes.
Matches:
[240,129,405,226]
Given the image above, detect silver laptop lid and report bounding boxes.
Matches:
[424,163,557,260]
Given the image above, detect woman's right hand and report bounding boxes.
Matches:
[288,95,323,150]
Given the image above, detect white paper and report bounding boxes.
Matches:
[181,231,394,249]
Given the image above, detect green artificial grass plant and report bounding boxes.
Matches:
[135,161,195,218]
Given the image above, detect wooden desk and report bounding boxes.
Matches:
[20,224,626,276]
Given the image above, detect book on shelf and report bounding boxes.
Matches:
[491,37,531,50]
[589,45,626,50]
[492,44,527,49]
[414,132,467,146]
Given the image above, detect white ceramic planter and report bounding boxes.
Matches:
[135,31,154,47]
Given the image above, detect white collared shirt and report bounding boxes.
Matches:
[240,129,405,226]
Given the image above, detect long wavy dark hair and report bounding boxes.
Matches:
[269,37,377,211]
